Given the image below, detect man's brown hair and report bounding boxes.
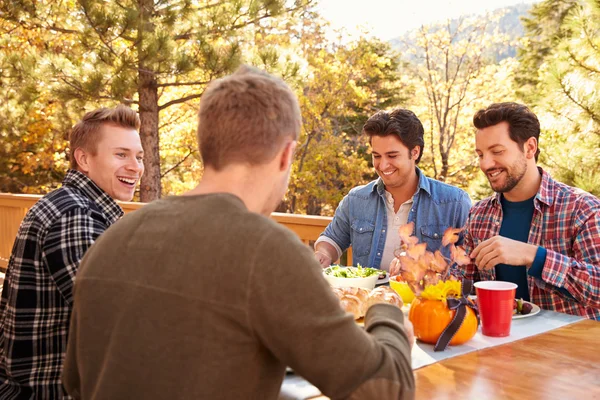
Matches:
[198,65,302,170]
[473,102,541,161]
[69,105,141,169]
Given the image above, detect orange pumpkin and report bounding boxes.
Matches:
[408,297,478,345]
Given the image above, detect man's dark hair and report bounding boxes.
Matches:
[362,108,425,163]
[473,102,541,161]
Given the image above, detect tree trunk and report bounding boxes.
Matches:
[137,0,161,202]
[439,153,449,182]
[306,195,322,216]
[275,200,289,213]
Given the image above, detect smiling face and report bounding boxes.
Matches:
[75,123,144,201]
[371,134,419,190]
[476,121,530,194]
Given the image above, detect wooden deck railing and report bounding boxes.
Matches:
[0,193,351,270]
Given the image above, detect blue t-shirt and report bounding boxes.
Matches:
[496,195,535,301]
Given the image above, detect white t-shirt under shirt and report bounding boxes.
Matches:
[380,191,412,272]
[315,191,412,271]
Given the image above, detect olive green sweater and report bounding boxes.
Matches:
[63,194,414,399]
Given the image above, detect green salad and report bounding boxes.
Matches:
[324,264,385,278]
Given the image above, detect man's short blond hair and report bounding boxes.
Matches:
[198,65,302,170]
[69,105,141,169]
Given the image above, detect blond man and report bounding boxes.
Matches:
[0,105,144,399]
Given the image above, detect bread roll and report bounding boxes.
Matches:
[339,294,364,320]
[366,286,404,310]
[341,287,370,304]
[331,287,370,319]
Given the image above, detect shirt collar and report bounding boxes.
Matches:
[373,167,431,197]
[536,167,555,207]
[62,169,124,224]
[490,167,554,207]
[415,167,432,196]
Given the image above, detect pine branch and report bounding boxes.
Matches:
[158,93,204,110]
[156,80,210,88]
[557,76,600,126]
[160,148,196,178]
[192,0,229,12]
[566,47,600,74]
[173,1,310,40]
[47,23,81,34]
[80,4,121,59]
[11,18,81,35]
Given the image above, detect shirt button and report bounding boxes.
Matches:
[495,221,500,226]
[377,252,381,256]
[359,228,363,231]
[411,209,415,212]
[382,229,386,233]
[433,233,439,238]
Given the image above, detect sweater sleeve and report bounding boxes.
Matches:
[247,227,415,399]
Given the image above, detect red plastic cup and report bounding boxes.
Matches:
[474,281,518,337]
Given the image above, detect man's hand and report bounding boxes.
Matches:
[314,251,332,268]
[314,242,338,268]
[471,236,539,271]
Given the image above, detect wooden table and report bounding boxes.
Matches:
[414,319,600,399]
[310,319,600,400]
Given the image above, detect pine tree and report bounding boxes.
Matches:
[515,0,579,103]
[531,0,600,195]
[1,0,311,201]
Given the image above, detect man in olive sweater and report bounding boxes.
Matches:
[63,66,416,399]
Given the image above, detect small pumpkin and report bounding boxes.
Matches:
[409,297,478,345]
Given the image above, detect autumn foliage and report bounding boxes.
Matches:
[389,222,470,295]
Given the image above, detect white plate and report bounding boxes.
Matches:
[512,301,541,319]
[468,296,541,319]
[376,274,389,285]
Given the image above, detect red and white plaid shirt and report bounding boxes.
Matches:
[451,168,600,320]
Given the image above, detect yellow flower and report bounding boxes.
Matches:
[420,280,462,301]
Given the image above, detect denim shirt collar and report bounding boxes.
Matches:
[373,167,432,198]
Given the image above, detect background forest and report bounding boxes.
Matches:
[1,0,599,216]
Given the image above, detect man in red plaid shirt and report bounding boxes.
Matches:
[451,102,600,320]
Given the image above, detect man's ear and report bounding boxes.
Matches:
[411,146,420,160]
[279,140,297,171]
[73,148,91,173]
[524,137,538,159]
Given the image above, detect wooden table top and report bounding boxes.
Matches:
[309,319,600,400]
[413,319,600,400]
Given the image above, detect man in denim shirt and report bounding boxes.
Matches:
[314,109,472,271]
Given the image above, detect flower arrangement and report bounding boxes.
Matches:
[389,222,470,296]
[388,222,478,351]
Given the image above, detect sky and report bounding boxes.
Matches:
[316,0,538,40]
